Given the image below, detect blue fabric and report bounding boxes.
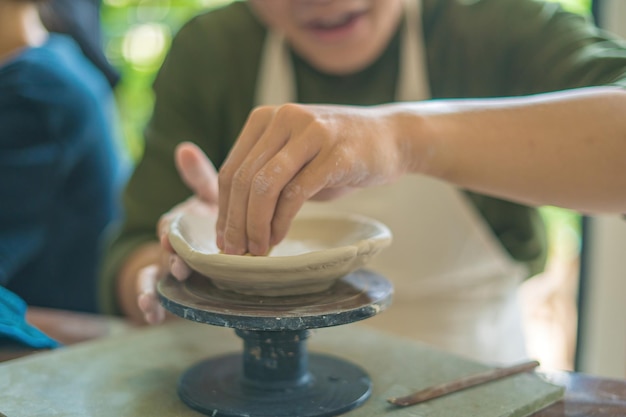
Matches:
[0,34,129,313]
[0,286,60,349]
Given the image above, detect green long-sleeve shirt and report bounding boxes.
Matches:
[100,0,626,314]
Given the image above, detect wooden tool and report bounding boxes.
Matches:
[388,360,541,407]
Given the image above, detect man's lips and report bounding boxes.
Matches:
[306,9,367,29]
[302,9,368,42]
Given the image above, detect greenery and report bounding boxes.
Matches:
[546,0,592,16]
[102,0,232,159]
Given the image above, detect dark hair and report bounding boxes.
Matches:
[38,0,120,87]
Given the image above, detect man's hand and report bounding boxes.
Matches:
[134,141,219,324]
[217,103,408,257]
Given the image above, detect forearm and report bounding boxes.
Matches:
[395,86,626,214]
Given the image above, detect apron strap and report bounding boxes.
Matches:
[397,0,430,101]
[254,31,295,106]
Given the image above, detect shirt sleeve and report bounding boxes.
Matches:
[508,1,626,92]
[426,0,626,97]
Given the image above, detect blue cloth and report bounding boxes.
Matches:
[0,34,129,313]
[0,286,60,349]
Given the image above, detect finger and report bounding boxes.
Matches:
[136,265,165,324]
[245,136,320,255]
[157,211,177,252]
[160,232,174,253]
[175,142,219,204]
[217,106,275,250]
[170,254,191,281]
[271,152,338,246]
[138,292,165,325]
[310,187,356,201]
[157,246,171,272]
[157,210,177,244]
[137,265,159,296]
[221,114,295,255]
[145,308,166,325]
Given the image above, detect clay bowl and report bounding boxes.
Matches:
[168,212,392,297]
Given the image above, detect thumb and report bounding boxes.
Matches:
[175,141,219,204]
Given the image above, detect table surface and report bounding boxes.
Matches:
[1,308,625,417]
[0,307,135,362]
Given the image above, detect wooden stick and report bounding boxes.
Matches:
[387,360,541,407]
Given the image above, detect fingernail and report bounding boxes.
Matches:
[223,242,243,255]
[248,241,262,256]
[223,243,235,255]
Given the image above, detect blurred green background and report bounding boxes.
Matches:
[101,0,591,252]
[102,0,232,160]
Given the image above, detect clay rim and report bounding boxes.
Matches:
[168,212,393,270]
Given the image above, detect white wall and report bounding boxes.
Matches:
[576,0,626,378]
[603,0,626,38]
[578,217,626,377]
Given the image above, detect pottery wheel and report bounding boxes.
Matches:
[157,269,393,417]
[158,269,393,330]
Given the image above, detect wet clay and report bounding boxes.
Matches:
[168,212,392,296]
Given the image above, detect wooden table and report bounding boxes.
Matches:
[1,309,624,417]
[533,371,626,417]
[0,306,135,362]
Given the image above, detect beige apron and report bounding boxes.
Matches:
[255,0,528,363]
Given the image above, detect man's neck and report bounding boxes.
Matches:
[0,2,48,64]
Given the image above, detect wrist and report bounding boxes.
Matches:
[385,102,449,178]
